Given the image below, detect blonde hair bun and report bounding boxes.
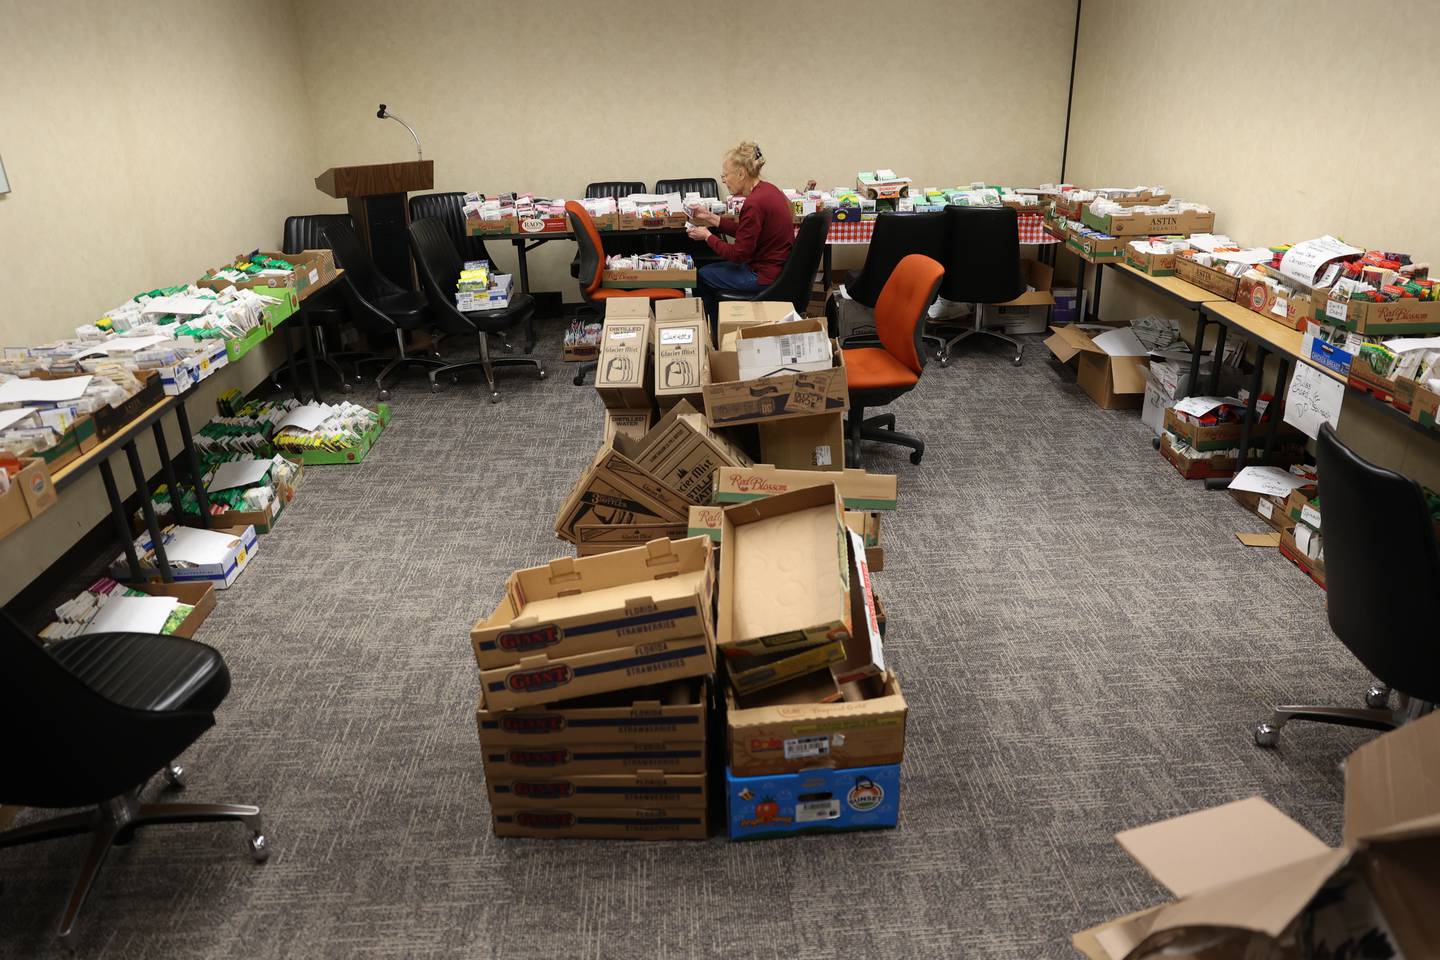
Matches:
[725,141,765,180]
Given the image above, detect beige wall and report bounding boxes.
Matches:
[293,0,1078,297]
[0,0,318,604]
[1065,0,1440,323]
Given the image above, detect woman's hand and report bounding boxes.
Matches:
[690,207,721,227]
[686,225,711,241]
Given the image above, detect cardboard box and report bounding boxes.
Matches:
[758,413,845,471]
[470,536,713,670]
[842,510,882,548]
[703,333,849,428]
[716,485,851,658]
[1229,489,1298,534]
[1411,380,1440,429]
[478,633,713,711]
[595,301,652,409]
[491,805,707,840]
[1123,245,1177,277]
[1080,207,1216,237]
[1174,254,1242,300]
[1074,712,1440,960]
[735,318,834,381]
[833,530,883,686]
[465,217,517,236]
[553,438,691,544]
[196,458,303,536]
[1279,524,1327,588]
[116,524,258,589]
[654,308,709,409]
[724,635,845,697]
[690,504,879,548]
[517,215,568,234]
[481,739,707,777]
[1158,432,1303,482]
[712,464,898,511]
[602,267,697,290]
[1163,406,1301,453]
[726,672,908,777]
[29,415,98,471]
[1044,325,1149,410]
[474,678,707,746]
[1066,233,1126,261]
[976,259,1055,334]
[92,371,164,441]
[1321,294,1440,335]
[1236,274,1312,331]
[488,772,706,809]
[0,457,57,540]
[717,301,796,347]
[128,581,216,639]
[725,762,900,840]
[197,249,335,300]
[573,521,689,555]
[629,400,752,506]
[602,408,653,445]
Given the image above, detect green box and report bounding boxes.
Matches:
[262,288,300,331]
[225,324,271,362]
[287,404,391,465]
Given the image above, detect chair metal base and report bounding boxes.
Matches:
[937,314,1023,367]
[353,330,449,400]
[1253,693,1433,748]
[428,332,544,403]
[0,779,267,944]
[846,408,923,468]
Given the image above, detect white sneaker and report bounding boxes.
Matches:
[928,297,972,321]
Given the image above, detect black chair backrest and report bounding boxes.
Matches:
[409,192,493,265]
[656,178,720,199]
[1316,424,1440,701]
[756,209,832,314]
[847,212,948,308]
[322,220,407,333]
[585,181,645,200]
[0,612,215,808]
[408,217,476,335]
[939,206,1024,305]
[283,214,353,255]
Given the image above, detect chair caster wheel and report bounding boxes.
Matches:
[490,392,501,404]
[430,382,442,394]
[162,764,187,789]
[1365,685,1391,709]
[937,355,950,367]
[451,375,460,384]
[1151,436,1161,450]
[538,368,547,380]
[909,451,923,465]
[249,832,270,863]
[1253,722,1280,748]
[377,389,390,401]
[340,383,353,395]
[1012,355,1023,366]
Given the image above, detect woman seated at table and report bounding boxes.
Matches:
[686,141,793,332]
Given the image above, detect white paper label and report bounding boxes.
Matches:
[795,799,841,823]
[813,445,832,466]
[308,269,320,285]
[660,328,695,345]
[1271,297,1290,318]
[1326,299,1349,323]
[1301,504,1321,528]
[1283,364,1345,440]
[608,330,638,340]
[783,735,830,760]
[1258,499,1275,520]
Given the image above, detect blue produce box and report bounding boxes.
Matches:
[725,763,900,840]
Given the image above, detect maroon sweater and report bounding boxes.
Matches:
[706,180,793,286]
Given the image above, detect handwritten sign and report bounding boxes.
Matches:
[1283,364,1344,440]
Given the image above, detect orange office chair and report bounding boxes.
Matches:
[842,253,945,467]
[565,201,688,385]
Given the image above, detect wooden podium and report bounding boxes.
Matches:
[315,160,434,288]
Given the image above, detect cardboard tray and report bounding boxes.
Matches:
[487,771,707,809]
[92,372,164,441]
[1173,254,1243,300]
[473,677,708,746]
[481,739,707,777]
[283,404,391,465]
[725,762,900,840]
[491,804,707,840]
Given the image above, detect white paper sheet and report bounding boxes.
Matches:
[101,334,172,353]
[0,375,93,404]
[274,404,330,434]
[1211,249,1274,265]
[140,296,214,316]
[1228,466,1310,498]
[0,407,39,432]
[163,526,243,566]
[1382,336,1440,354]
[1278,236,1363,288]
[1091,327,1147,357]
[81,594,180,635]
[207,458,272,493]
[1283,364,1345,440]
[1172,396,1238,418]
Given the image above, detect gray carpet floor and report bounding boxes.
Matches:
[0,327,1373,959]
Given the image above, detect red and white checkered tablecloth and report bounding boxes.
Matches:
[826,219,876,245]
[1017,213,1057,245]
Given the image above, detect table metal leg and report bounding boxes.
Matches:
[1074,258,1087,325]
[822,245,832,291]
[1208,325,1229,394]
[174,403,212,528]
[1261,358,1289,465]
[99,459,142,582]
[151,422,187,526]
[302,309,322,402]
[124,442,171,582]
[1205,345,1267,491]
[1182,313,1208,402]
[1089,264,1105,322]
[514,238,530,294]
[280,320,302,402]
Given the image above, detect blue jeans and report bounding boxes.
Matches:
[698,261,761,335]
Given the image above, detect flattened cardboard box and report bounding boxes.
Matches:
[726,672,908,777]
[703,337,848,427]
[471,536,713,670]
[630,400,751,506]
[481,739,707,777]
[596,301,652,408]
[1074,710,1440,960]
[474,679,707,746]
[491,805,707,840]
[717,484,852,658]
[479,633,713,711]
[712,464,898,511]
[574,521,689,555]
[725,635,846,697]
[553,438,690,544]
[487,771,706,809]
[602,408,653,445]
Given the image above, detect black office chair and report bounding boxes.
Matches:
[409,217,544,402]
[827,211,947,348]
[281,213,367,393]
[323,220,443,400]
[933,205,1026,367]
[718,209,833,315]
[0,612,267,944]
[1254,424,1440,748]
[409,192,497,265]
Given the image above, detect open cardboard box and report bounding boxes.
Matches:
[573,521,689,555]
[478,632,714,712]
[474,677,707,746]
[1045,325,1149,410]
[717,300,796,347]
[703,319,849,428]
[128,581,217,640]
[712,464,898,511]
[629,399,752,506]
[1074,710,1440,959]
[758,412,845,471]
[0,457,58,540]
[470,536,713,671]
